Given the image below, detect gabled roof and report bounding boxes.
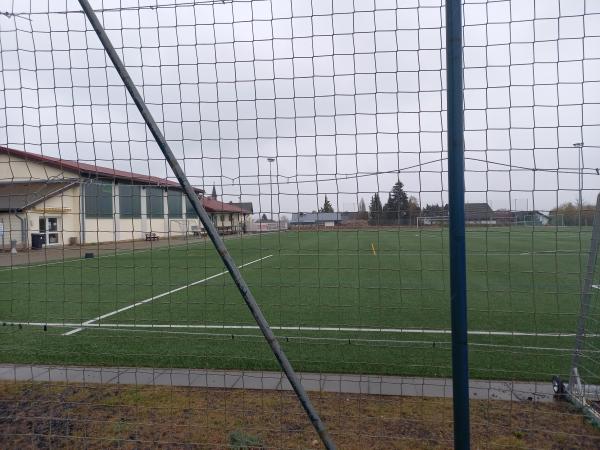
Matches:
[202,196,250,214]
[232,202,254,214]
[0,146,203,193]
[0,180,78,212]
[464,203,493,220]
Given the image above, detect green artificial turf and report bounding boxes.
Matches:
[0,228,598,381]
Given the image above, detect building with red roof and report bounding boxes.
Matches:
[0,146,251,248]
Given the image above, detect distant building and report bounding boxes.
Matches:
[0,146,251,249]
[233,202,254,215]
[290,212,344,227]
[464,203,495,224]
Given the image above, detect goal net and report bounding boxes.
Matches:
[416,216,449,229]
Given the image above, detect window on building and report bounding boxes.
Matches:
[84,182,113,218]
[146,187,164,218]
[167,190,183,218]
[119,185,141,218]
[186,197,198,218]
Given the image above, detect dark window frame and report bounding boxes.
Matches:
[146,186,165,219]
[167,190,183,218]
[84,181,113,218]
[185,197,198,218]
[119,184,142,218]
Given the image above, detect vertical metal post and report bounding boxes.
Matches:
[77,2,335,449]
[573,142,584,226]
[571,194,600,377]
[267,157,275,221]
[445,0,471,449]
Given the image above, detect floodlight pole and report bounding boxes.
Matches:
[573,142,584,226]
[267,157,275,221]
[445,0,471,449]
[77,2,336,449]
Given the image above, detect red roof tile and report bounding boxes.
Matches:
[0,146,203,193]
[202,197,250,214]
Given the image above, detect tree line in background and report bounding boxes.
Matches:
[316,182,598,227]
[549,202,596,226]
[315,180,447,226]
[367,181,424,226]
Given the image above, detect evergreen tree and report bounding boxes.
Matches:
[383,181,409,224]
[357,198,368,220]
[319,195,334,213]
[211,184,217,199]
[422,203,448,217]
[407,196,421,226]
[368,193,383,225]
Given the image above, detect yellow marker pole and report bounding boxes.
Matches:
[371,242,376,255]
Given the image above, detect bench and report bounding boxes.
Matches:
[145,232,159,241]
[191,226,207,237]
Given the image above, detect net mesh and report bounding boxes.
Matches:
[1,0,600,448]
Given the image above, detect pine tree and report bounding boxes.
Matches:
[319,195,334,213]
[357,198,368,220]
[368,193,383,225]
[383,181,409,224]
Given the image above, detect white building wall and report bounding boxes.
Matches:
[0,153,78,181]
[0,185,82,249]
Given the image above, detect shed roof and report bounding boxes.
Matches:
[0,180,78,212]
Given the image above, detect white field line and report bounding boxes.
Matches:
[3,320,592,338]
[62,254,273,336]
[593,285,600,290]
[275,251,580,257]
[5,323,588,353]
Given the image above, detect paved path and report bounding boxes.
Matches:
[0,364,555,403]
[0,233,260,268]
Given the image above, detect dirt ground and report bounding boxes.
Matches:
[0,234,223,267]
[1,381,599,449]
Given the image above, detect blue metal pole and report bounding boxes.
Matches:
[445,0,471,449]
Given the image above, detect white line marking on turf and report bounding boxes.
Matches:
[2,320,589,338]
[62,254,273,336]
[593,285,600,290]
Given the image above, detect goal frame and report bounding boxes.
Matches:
[560,193,600,426]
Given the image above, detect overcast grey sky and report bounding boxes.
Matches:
[0,0,599,217]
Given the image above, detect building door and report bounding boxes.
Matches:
[39,217,60,245]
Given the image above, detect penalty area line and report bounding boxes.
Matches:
[62,254,273,336]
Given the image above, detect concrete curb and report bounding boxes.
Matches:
[0,364,555,402]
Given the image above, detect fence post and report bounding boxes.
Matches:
[445,0,471,448]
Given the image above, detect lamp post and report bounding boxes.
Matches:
[573,142,584,226]
[267,157,275,221]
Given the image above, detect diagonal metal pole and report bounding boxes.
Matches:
[77,2,336,448]
[445,0,471,448]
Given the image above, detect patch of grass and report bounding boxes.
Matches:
[0,229,598,380]
[1,381,599,450]
[228,429,264,449]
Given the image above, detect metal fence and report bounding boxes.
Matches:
[1,0,600,448]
